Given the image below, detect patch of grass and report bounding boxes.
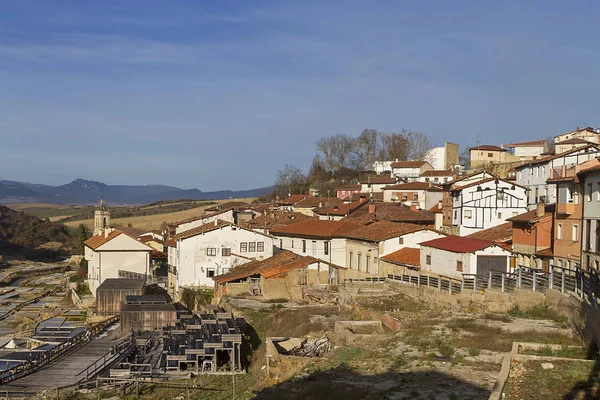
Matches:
[521,345,588,359]
[482,312,513,323]
[507,304,568,323]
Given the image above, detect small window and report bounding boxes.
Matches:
[413,193,418,200]
[279,239,282,249]
[399,237,404,245]
[302,240,306,253]
[349,252,353,268]
[426,255,431,265]
[464,210,472,219]
[240,242,248,252]
[457,261,463,272]
[257,242,264,252]
[366,255,370,273]
[207,248,217,256]
[573,224,579,241]
[497,212,502,219]
[488,153,493,158]
[324,241,329,255]
[222,248,231,256]
[588,184,593,202]
[249,242,256,252]
[291,240,294,249]
[557,223,563,240]
[357,254,362,271]
[206,269,215,278]
[312,240,316,255]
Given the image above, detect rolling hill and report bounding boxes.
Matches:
[0,179,274,206]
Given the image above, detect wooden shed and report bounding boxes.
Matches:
[120,296,178,334]
[96,279,145,316]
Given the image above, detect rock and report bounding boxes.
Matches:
[540,362,554,370]
[261,365,266,371]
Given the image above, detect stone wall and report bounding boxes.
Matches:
[262,273,303,301]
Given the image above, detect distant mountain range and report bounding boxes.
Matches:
[0,179,274,205]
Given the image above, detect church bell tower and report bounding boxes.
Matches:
[93,197,111,236]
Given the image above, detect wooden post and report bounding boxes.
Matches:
[580,274,584,299]
[265,354,270,380]
[517,269,522,288]
[96,377,100,400]
[561,269,565,293]
[532,272,537,292]
[437,277,441,292]
[448,279,452,295]
[501,274,505,293]
[473,277,477,293]
[417,274,420,287]
[427,275,430,287]
[549,267,554,290]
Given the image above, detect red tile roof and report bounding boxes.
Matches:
[165,239,177,248]
[174,207,234,227]
[212,250,343,284]
[314,201,369,216]
[390,161,429,168]
[420,236,496,253]
[84,230,153,251]
[344,192,384,202]
[503,140,546,147]
[383,182,443,191]
[278,194,311,205]
[506,205,555,223]
[381,248,420,267]
[342,203,435,224]
[344,221,429,242]
[420,170,453,177]
[246,211,312,230]
[469,145,506,152]
[556,138,591,145]
[428,203,443,214]
[204,201,251,213]
[173,220,232,240]
[270,220,363,239]
[465,222,513,243]
[294,197,343,208]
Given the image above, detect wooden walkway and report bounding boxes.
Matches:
[1,334,119,391]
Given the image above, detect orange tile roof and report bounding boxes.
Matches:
[390,161,429,168]
[246,211,312,230]
[212,250,344,284]
[174,207,234,227]
[420,236,496,253]
[381,247,420,267]
[465,222,513,243]
[344,221,430,242]
[270,220,363,239]
[383,182,443,191]
[342,203,435,224]
[165,239,177,248]
[503,140,547,147]
[84,229,153,251]
[278,194,311,205]
[420,170,453,177]
[314,201,369,216]
[428,203,443,214]
[469,145,506,152]
[344,192,384,202]
[172,220,232,240]
[294,197,343,208]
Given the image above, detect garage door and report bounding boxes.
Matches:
[477,256,507,276]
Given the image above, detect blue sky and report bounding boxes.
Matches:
[1,1,599,190]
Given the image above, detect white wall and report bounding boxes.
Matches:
[420,246,472,278]
[87,250,150,295]
[513,145,545,158]
[275,235,347,266]
[176,225,274,289]
[380,230,446,256]
[176,209,235,234]
[424,147,445,170]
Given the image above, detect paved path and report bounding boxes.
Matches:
[1,334,119,391]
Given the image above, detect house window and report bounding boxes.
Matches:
[312,240,316,255]
[488,153,493,158]
[464,210,472,219]
[425,178,430,182]
[413,193,418,200]
[257,242,264,252]
[207,248,217,256]
[572,224,579,241]
[498,212,502,219]
[206,269,215,278]
[291,240,294,249]
[324,241,329,255]
[454,210,458,219]
[240,242,247,252]
[249,242,256,252]
[457,261,463,272]
[587,184,593,202]
[279,239,282,250]
[557,223,563,240]
[357,254,362,271]
[399,237,404,245]
[222,248,231,256]
[402,195,408,200]
[366,255,370,273]
[426,255,431,265]
[349,252,353,268]
[302,240,306,253]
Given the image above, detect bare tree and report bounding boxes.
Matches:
[275,164,308,197]
[459,147,471,169]
[351,129,379,170]
[407,131,433,161]
[378,131,410,161]
[544,136,555,154]
[331,133,354,171]
[316,136,337,174]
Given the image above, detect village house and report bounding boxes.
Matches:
[469,145,509,168]
[245,211,311,235]
[137,234,164,252]
[212,250,347,301]
[428,202,444,231]
[381,182,443,210]
[336,184,361,200]
[420,236,513,278]
[342,202,435,226]
[170,220,274,297]
[555,127,600,145]
[343,221,446,276]
[465,222,513,247]
[270,219,363,267]
[358,176,397,193]
[277,194,311,211]
[501,140,548,161]
[174,208,236,234]
[379,248,421,277]
[314,199,369,221]
[507,204,554,271]
[423,142,460,170]
[555,138,594,155]
[293,197,343,217]
[390,161,433,181]
[580,164,600,271]
[450,176,528,236]
[417,170,454,184]
[514,144,600,209]
[85,229,153,296]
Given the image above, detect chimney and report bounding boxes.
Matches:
[214,219,218,226]
[369,204,375,214]
[411,202,420,212]
[561,165,566,177]
[395,158,398,162]
[437,200,442,210]
[334,206,339,211]
[359,196,367,203]
[536,202,545,217]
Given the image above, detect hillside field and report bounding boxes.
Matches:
[63,198,256,230]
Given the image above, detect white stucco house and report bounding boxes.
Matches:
[420,236,513,278]
[390,161,433,182]
[450,177,528,236]
[171,220,274,294]
[85,229,153,296]
[175,209,236,234]
[270,220,363,267]
[514,144,600,209]
[381,182,443,210]
[502,140,548,160]
[416,170,454,184]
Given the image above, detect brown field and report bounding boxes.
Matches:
[7,203,67,211]
[63,198,256,230]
